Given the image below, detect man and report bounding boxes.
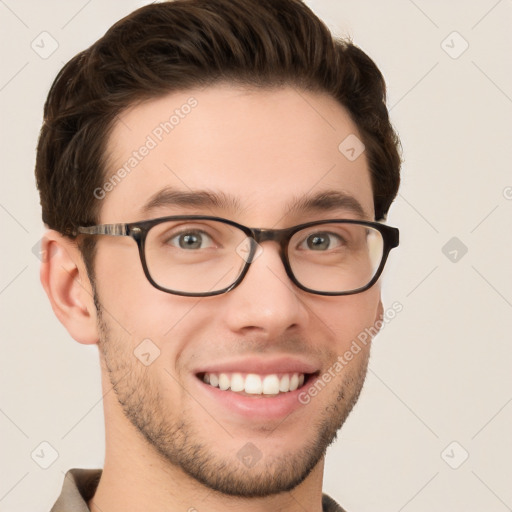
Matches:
[35,0,401,510]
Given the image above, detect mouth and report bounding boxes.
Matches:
[192,357,321,420]
[196,371,317,397]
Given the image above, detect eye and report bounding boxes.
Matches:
[300,231,345,251]
[167,230,215,250]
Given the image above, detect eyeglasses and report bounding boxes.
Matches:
[76,215,399,297]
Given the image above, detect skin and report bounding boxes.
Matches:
[41,84,384,512]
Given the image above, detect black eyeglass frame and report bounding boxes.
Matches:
[76,215,399,297]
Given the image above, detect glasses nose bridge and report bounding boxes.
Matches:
[250,227,291,253]
[244,227,290,267]
[241,227,292,288]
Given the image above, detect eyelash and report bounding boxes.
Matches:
[164,228,347,252]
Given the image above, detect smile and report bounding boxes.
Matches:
[193,357,320,418]
[199,372,311,395]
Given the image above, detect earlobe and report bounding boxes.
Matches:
[39,230,99,345]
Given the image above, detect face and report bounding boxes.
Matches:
[92,84,382,496]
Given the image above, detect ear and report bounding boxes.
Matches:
[39,230,99,345]
[373,298,384,336]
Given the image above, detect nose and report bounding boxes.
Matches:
[221,240,308,340]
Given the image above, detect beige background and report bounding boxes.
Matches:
[1,0,511,510]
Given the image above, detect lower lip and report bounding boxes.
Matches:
[194,376,312,420]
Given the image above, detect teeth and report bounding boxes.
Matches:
[289,373,299,391]
[262,375,280,395]
[245,374,262,394]
[218,373,230,391]
[230,373,245,392]
[279,374,290,392]
[202,372,306,395]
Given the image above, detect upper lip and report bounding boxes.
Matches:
[193,356,320,376]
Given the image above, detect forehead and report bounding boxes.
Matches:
[100,84,374,224]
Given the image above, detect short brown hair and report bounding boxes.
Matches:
[35,0,401,270]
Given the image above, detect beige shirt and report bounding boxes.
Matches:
[50,468,347,512]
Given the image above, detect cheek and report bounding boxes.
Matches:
[94,245,219,365]
[94,239,145,296]
[314,287,381,348]
[94,241,177,333]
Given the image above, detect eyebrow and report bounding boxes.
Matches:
[141,186,368,219]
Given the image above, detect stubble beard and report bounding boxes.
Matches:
[95,298,370,498]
